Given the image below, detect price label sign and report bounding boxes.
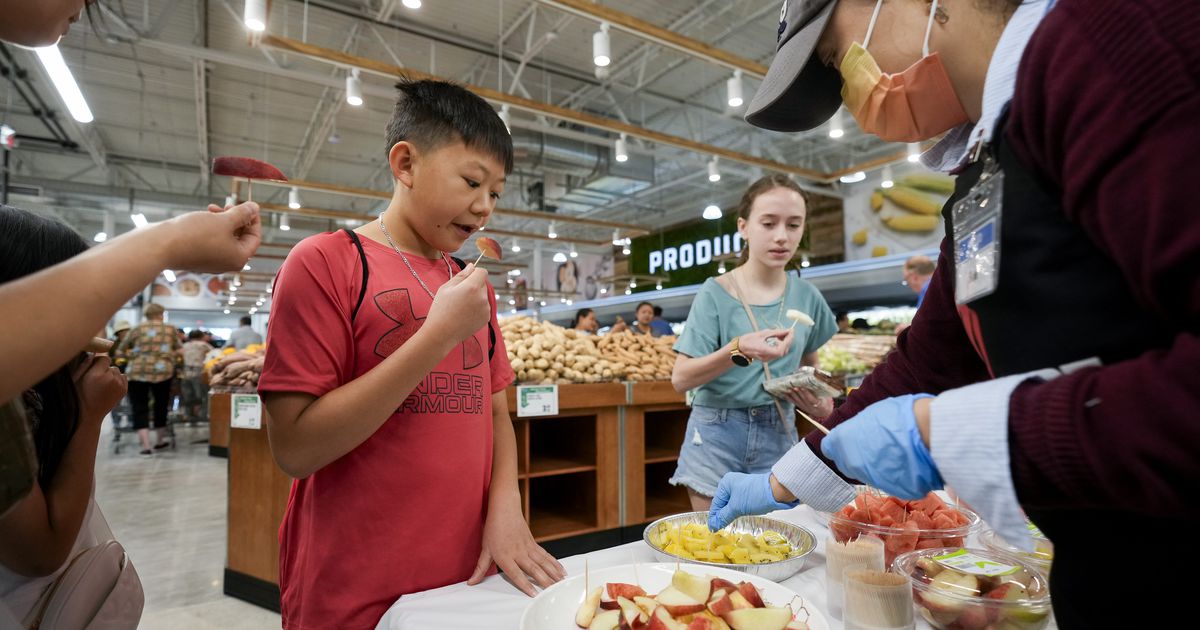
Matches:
[517,385,558,417]
[934,549,1019,577]
[231,393,262,430]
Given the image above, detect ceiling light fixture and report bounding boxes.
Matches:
[612,230,622,246]
[224,194,236,207]
[907,143,922,163]
[288,186,301,209]
[718,262,727,274]
[881,164,895,189]
[93,231,107,243]
[726,70,744,108]
[547,221,557,239]
[279,213,291,231]
[346,69,363,107]
[511,240,521,253]
[707,157,721,182]
[593,23,611,67]
[130,213,148,229]
[622,242,631,256]
[163,270,176,282]
[402,0,422,9]
[243,0,266,32]
[839,171,867,184]
[552,251,567,263]
[801,254,811,268]
[828,109,845,139]
[569,244,578,258]
[614,133,628,163]
[703,204,722,220]
[36,45,93,123]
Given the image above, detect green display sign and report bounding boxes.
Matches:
[628,212,810,291]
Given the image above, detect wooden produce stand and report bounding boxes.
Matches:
[224,404,291,612]
[624,381,691,525]
[208,391,231,458]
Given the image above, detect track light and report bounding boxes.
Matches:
[655,282,663,291]
[93,232,107,243]
[593,23,611,67]
[828,109,844,139]
[726,70,744,108]
[703,204,722,220]
[707,157,721,182]
[279,213,291,231]
[35,45,93,124]
[130,213,148,229]
[346,69,363,107]
[629,279,637,289]
[624,288,632,295]
[569,244,578,258]
[614,133,628,163]
[801,254,811,268]
[498,105,511,133]
[907,143,921,163]
[224,309,231,314]
[288,186,301,209]
[881,165,895,189]
[402,0,422,8]
[612,230,622,246]
[243,0,266,32]
[548,221,557,239]
[839,171,867,184]
[718,262,727,274]
[511,240,521,253]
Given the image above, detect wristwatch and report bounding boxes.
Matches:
[730,336,753,367]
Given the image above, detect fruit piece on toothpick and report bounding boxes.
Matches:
[707,590,735,617]
[736,583,765,609]
[722,607,793,630]
[670,569,714,604]
[608,583,648,601]
[587,609,621,630]
[710,578,738,597]
[473,236,503,266]
[211,156,287,202]
[618,596,649,629]
[634,596,660,618]
[656,586,707,617]
[577,586,603,628]
[785,309,814,329]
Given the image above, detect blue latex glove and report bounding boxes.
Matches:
[820,394,943,499]
[708,472,799,531]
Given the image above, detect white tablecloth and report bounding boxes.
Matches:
[376,505,1053,630]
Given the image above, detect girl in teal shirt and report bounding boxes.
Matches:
[670,175,838,511]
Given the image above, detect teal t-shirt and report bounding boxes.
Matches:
[674,274,837,408]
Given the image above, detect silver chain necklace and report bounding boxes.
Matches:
[377,216,453,300]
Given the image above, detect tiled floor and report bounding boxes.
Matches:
[95,421,281,629]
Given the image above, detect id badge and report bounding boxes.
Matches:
[952,164,1004,305]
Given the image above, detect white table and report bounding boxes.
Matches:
[376,505,1051,630]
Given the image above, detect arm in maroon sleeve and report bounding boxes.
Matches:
[1005,0,1200,516]
[803,233,992,473]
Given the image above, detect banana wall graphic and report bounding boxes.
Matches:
[843,166,955,261]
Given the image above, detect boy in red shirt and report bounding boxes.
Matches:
[258,80,565,630]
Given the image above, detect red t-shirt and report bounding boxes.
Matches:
[258,231,514,630]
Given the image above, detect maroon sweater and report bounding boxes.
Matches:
[807,0,1200,518]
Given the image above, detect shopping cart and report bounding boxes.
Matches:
[110,395,136,454]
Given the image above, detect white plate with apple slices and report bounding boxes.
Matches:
[519,562,828,630]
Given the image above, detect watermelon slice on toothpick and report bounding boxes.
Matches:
[211,156,288,202]
[472,236,502,266]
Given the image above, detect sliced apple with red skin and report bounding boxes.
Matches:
[656,586,708,617]
[600,596,621,611]
[922,569,979,614]
[727,591,754,612]
[707,590,735,617]
[609,583,649,600]
[618,596,649,629]
[983,582,1027,622]
[685,617,714,630]
[588,609,621,630]
[722,607,793,630]
[634,595,659,617]
[695,611,731,630]
[954,604,990,630]
[577,586,603,628]
[710,578,738,596]
[736,583,765,608]
[671,569,715,603]
[647,607,686,630]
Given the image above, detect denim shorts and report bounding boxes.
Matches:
[669,402,799,498]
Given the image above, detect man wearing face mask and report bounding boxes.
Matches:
[709,1,1200,625]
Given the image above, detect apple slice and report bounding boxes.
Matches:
[475,236,502,261]
[694,611,731,630]
[923,569,979,614]
[785,309,814,327]
[710,578,738,596]
[736,583,765,608]
[707,590,734,617]
[656,586,707,617]
[618,596,649,629]
[685,617,714,630]
[722,607,793,630]
[647,607,686,630]
[671,569,714,603]
[609,583,649,600]
[600,596,621,611]
[588,608,621,630]
[211,156,287,181]
[634,595,660,617]
[576,586,603,628]
[727,591,754,612]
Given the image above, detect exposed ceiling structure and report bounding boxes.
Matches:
[0,0,904,302]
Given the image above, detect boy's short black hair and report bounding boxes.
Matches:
[240,316,252,326]
[188,329,206,340]
[385,79,513,174]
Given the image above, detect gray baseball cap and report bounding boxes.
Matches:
[745,0,843,132]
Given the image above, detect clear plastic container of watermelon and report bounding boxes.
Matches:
[820,487,982,567]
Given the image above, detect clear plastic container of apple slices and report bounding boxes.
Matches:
[979,525,1055,575]
[892,547,1053,630]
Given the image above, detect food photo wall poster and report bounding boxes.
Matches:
[843,165,955,261]
[151,273,249,311]
[541,252,614,301]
